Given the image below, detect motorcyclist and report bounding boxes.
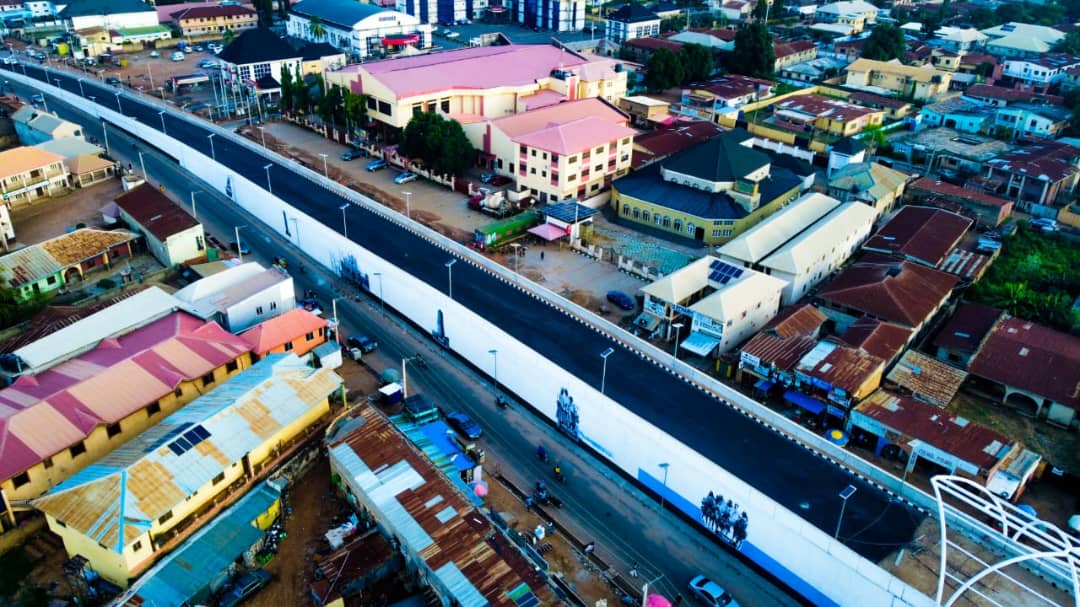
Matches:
[553,463,564,482]
[536,445,547,462]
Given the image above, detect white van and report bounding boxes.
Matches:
[170,51,185,62]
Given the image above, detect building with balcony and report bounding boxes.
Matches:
[769,93,884,137]
[844,58,952,102]
[639,256,786,357]
[0,309,252,529]
[288,0,431,61]
[611,128,803,245]
[172,4,258,38]
[984,140,1080,210]
[328,44,627,130]
[0,146,70,205]
[32,354,341,586]
[467,98,635,204]
[604,3,660,44]
[1002,54,1080,86]
[113,184,205,268]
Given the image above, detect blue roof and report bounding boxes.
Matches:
[394,417,482,505]
[290,0,395,28]
[123,481,281,606]
[613,163,803,220]
[543,202,599,223]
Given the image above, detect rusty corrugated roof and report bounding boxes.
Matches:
[885,350,967,407]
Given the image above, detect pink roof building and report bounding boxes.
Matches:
[0,312,251,496]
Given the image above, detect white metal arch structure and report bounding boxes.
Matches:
[930,475,1080,607]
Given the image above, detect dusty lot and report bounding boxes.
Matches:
[9,177,122,245]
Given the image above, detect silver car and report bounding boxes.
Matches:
[688,575,739,607]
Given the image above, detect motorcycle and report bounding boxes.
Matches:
[496,395,508,410]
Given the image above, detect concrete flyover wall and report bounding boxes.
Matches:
[21,74,936,607]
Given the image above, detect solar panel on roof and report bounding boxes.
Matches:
[167,442,185,456]
[710,260,723,270]
[733,268,744,278]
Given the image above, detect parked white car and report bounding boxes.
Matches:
[170,51,185,62]
[688,576,739,607]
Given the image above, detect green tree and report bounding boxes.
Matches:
[679,43,714,83]
[400,113,476,176]
[1055,30,1080,55]
[344,91,368,129]
[968,7,1000,29]
[307,16,326,40]
[278,0,291,19]
[731,23,775,78]
[753,0,782,21]
[279,63,294,113]
[644,48,685,91]
[861,23,906,61]
[252,0,273,26]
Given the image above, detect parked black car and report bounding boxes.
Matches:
[219,569,271,607]
[346,335,378,353]
[446,410,483,440]
[606,290,635,311]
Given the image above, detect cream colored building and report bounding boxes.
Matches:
[844,58,952,102]
[0,146,70,206]
[172,4,258,37]
[329,44,627,130]
[32,355,341,586]
[466,98,636,204]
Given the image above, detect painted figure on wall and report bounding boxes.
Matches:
[432,309,449,348]
[556,387,580,441]
[701,491,749,549]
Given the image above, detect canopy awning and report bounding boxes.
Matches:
[679,332,721,357]
[784,390,826,415]
[528,222,568,241]
[754,379,774,392]
[383,33,420,46]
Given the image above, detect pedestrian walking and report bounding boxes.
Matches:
[629,562,639,578]
[540,250,545,260]
[584,541,595,555]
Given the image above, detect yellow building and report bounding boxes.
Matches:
[0,312,252,523]
[171,4,258,38]
[770,92,884,137]
[328,44,627,130]
[844,58,952,102]
[33,354,342,586]
[611,129,805,245]
[929,48,962,72]
[467,98,636,204]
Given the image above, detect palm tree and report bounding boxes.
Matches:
[307,17,326,41]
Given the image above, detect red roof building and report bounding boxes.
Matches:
[906,177,1014,227]
[984,140,1080,208]
[839,316,912,364]
[851,390,1014,476]
[815,254,958,330]
[968,316,1080,427]
[739,304,829,385]
[863,205,972,267]
[931,302,1003,367]
[631,121,724,168]
[241,308,329,358]
[964,83,1063,107]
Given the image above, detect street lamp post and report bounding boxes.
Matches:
[489,349,498,390]
[373,272,384,315]
[402,190,412,218]
[257,125,267,148]
[509,242,522,280]
[190,190,201,220]
[137,150,147,180]
[77,79,85,97]
[157,110,166,134]
[835,485,857,540]
[207,133,216,160]
[234,225,246,262]
[263,163,273,194]
[339,203,349,239]
[331,297,341,344]
[600,347,614,394]
[146,63,154,92]
[319,153,329,178]
[445,259,457,299]
[671,322,684,357]
[99,117,110,153]
[290,216,300,246]
[113,90,122,112]
[658,463,670,513]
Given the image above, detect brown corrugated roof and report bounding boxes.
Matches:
[631,121,723,167]
[115,183,200,241]
[863,206,972,267]
[66,153,115,175]
[840,317,911,364]
[742,333,820,371]
[908,177,1013,210]
[817,254,958,328]
[885,350,967,407]
[969,316,1080,409]
[855,390,1012,471]
[932,302,1003,354]
[986,140,1080,183]
[770,304,829,339]
[623,37,684,52]
[40,228,138,266]
[328,407,557,607]
[798,342,884,395]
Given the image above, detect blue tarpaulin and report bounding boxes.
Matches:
[754,379,774,392]
[784,391,826,415]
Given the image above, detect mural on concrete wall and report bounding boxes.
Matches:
[701,491,750,549]
[556,387,580,441]
[336,253,370,291]
[432,309,449,348]
[225,175,234,200]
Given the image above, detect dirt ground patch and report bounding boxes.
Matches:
[949,392,1080,474]
[10,178,123,245]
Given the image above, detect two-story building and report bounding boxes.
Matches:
[844,58,952,102]
[174,262,296,333]
[992,103,1071,139]
[933,26,988,53]
[604,3,660,44]
[611,128,804,245]
[981,22,1063,58]
[0,146,69,205]
[61,0,171,46]
[826,161,909,218]
[288,0,431,61]
[717,192,876,305]
[0,309,252,530]
[32,354,341,586]
[328,44,627,130]
[468,98,635,204]
[1002,54,1080,87]
[814,0,877,33]
[773,39,818,71]
[984,140,1080,210]
[113,184,205,268]
[242,308,329,360]
[675,74,776,123]
[171,4,258,38]
[640,255,786,356]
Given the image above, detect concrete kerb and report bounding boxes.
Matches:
[21,66,1074,594]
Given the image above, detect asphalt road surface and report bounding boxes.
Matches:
[4,62,924,565]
